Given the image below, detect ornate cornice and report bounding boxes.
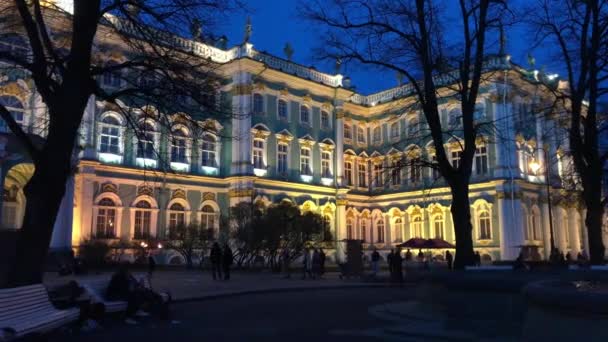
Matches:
[336,109,346,119]
[229,189,254,198]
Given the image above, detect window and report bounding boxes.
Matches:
[390,122,399,139]
[277,143,288,174]
[168,203,185,231]
[372,126,381,144]
[373,163,383,187]
[99,116,121,154]
[95,198,116,238]
[475,145,488,175]
[357,126,365,144]
[321,111,330,129]
[300,148,311,175]
[201,135,217,167]
[451,149,462,169]
[409,158,422,183]
[171,129,188,164]
[344,123,352,140]
[376,219,385,243]
[201,205,216,237]
[134,200,152,239]
[346,219,354,239]
[393,218,403,242]
[431,155,441,180]
[478,211,491,240]
[411,216,423,238]
[448,108,461,127]
[278,99,288,119]
[253,93,264,114]
[391,159,401,186]
[300,106,310,125]
[433,214,444,239]
[358,163,367,187]
[102,66,122,88]
[253,139,265,169]
[321,151,331,178]
[360,219,368,242]
[0,96,24,131]
[344,161,353,186]
[137,121,156,160]
[407,118,418,136]
[474,104,485,120]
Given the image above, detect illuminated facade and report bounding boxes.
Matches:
[1,6,604,263]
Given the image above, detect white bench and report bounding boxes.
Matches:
[81,280,128,313]
[0,284,79,337]
[590,265,608,271]
[465,265,513,271]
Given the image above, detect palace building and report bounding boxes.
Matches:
[1,4,604,264]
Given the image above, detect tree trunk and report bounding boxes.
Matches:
[450,180,475,269]
[583,186,605,264]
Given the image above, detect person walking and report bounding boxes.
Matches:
[393,248,403,283]
[445,250,453,270]
[302,248,312,279]
[312,248,321,279]
[222,244,233,280]
[387,249,395,281]
[405,249,412,262]
[280,248,291,278]
[319,248,326,278]
[210,242,222,280]
[371,248,380,277]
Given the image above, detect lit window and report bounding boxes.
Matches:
[411,216,423,238]
[168,202,185,231]
[344,124,352,140]
[321,151,331,178]
[300,106,310,125]
[376,219,384,243]
[451,149,462,169]
[134,200,152,239]
[357,127,366,144]
[278,99,288,119]
[171,129,188,164]
[99,116,121,154]
[253,93,264,114]
[277,143,288,174]
[300,148,311,175]
[393,218,403,242]
[137,121,156,160]
[253,139,265,169]
[358,163,367,187]
[321,111,330,129]
[346,219,354,239]
[479,210,491,240]
[475,145,488,175]
[361,219,368,242]
[201,205,216,238]
[433,214,444,239]
[344,161,353,186]
[96,198,116,239]
[201,135,217,167]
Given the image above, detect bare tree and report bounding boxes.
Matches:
[300,0,508,268]
[528,0,608,263]
[0,0,241,286]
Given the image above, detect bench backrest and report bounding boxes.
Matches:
[0,284,54,324]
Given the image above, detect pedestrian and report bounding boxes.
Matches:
[280,248,291,278]
[210,242,222,280]
[371,248,380,277]
[387,249,395,280]
[319,248,326,277]
[393,248,403,283]
[474,251,482,266]
[148,254,156,277]
[417,249,424,263]
[445,250,453,270]
[222,244,234,280]
[312,248,321,279]
[405,249,412,262]
[302,248,313,279]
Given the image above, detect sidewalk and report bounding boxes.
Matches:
[44,270,391,301]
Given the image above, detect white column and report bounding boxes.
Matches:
[335,104,344,186]
[580,209,590,257]
[384,213,391,247]
[497,192,524,260]
[555,206,568,253]
[568,207,582,256]
[541,202,552,259]
[491,96,516,178]
[230,72,253,175]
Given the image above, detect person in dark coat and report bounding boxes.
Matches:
[312,248,321,279]
[148,255,156,276]
[393,248,403,283]
[405,249,413,262]
[445,250,453,270]
[371,248,380,277]
[106,265,141,323]
[319,248,326,277]
[387,249,395,280]
[210,242,222,280]
[222,244,234,280]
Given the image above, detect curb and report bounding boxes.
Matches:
[172,282,407,303]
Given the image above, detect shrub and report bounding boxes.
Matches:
[79,240,111,267]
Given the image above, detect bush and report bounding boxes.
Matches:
[79,240,111,267]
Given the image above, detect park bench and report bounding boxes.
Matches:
[80,280,128,313]
[465,265,513,271]
[0,284,79,338]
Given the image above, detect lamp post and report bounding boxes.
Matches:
[529,146,556,253]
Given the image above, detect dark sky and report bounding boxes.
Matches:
[220,0,554,95]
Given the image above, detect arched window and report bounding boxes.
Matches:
[433,213,444,239]
[412,215,423,238]
[277,142,289,174]
[390,122,399,139]
[278,99,288,119]
[344,161,353,186]
[475,145,488,175]
[344,123,352,139]
[137,121,156,160]
[201,134,217,167]
[168,202,185,231]
[372,126,381,144]
[253,138,265,169]
[253,93,264,114]
[134,200,152,239]
[358,162,367,187]
[170,128,188,164]
[300,106,310,125]
[360,219,368,242]
[376,219,385,243]
[201,205,216,237]
[95,198,116,238]
[321,111,330,129]
[478,211,491,240]
[393,218,403,242]
[390,159,401,186]
[0,96,24,131]
[321,151,332,178]
[451,148,463,169]
[99,115,121,154]
[300,147,312,175]
[357,126,366,144]
[346,218,354,239]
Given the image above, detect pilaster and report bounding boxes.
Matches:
[334,103,344,185]
[231,71,253,176]
[568,207,582,256]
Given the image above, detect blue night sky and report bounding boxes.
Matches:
[219,0,554,95]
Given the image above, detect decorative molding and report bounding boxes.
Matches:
[336,109,345,119]
[0,82,27,100]
[229,189,254,198]
[203,192,216,201]
[137,185,154,197]
[253,82,266,91]
[101,183,118,194]
[298,137,316,147]
[280,87,289,96]
[172,189,187,200]
[232,84,253,96]
[302,94,312,102]
[336,199,348,206]
[322,101,332,110]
